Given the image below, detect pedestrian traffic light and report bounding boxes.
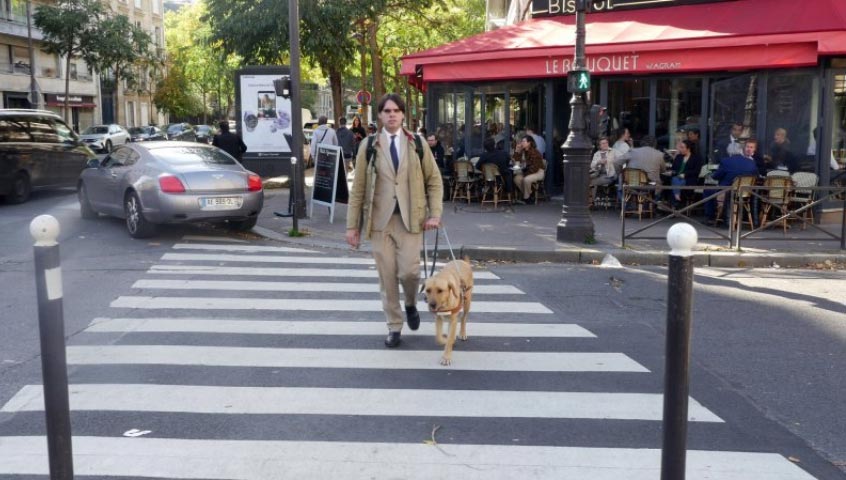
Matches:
[585,104,609,140]
[273,77,292,99]
[567,69,591,94]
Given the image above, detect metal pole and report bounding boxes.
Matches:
[661,223,698,480]
[291,156,299,233]
[557,3,595,242]
[288,0,305,218]
[30,215,74,480]
[840,190,845,250]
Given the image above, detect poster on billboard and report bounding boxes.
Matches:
[238,73,293,153]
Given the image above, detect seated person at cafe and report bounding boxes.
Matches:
[620,135,666,184]
[704,138,759,225]
[685,127,701,157]
[477,138,514,195]
[427,134,449,174]
[670,139,704,207]
[511,135,545,205]
[764,127,798,173]
[590,137,618,188]
[612,127,632,169]
[716,122,745,161]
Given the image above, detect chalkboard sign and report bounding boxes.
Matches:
[309,144,347,223]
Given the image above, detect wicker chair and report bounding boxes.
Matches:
[451,158,476,203]
[479,163,509,208]
[759,176,793,233]
[622,168,653,219]
[790,172,819,229]
[716,175,757,230]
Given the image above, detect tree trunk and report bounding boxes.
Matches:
[202,90,207,124]
[114,70,122,125]
[367,21,384,101]
[329,67,343,125]
[64,55,71,125]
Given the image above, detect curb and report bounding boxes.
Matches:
[254,226,846,267]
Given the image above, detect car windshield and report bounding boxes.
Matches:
[166,124,183,134]
[83,126,109,135]
[129,127,150,134]
[152,146,237,166]
[196,126,211,133]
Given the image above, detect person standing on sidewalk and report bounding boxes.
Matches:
[309,115,338,163]
[212,121,247,161]
[336,117,356,172]
[345,93,443,348]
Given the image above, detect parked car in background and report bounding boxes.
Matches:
[79,124,130,153]
[128,125,166,142]
[165,123,196,142]
[0,109,96,203]
[195,125,216,144]
[77,142,263,238]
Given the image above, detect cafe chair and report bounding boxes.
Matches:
[789,172,819,229]
[530,179,548,204]
[759,176,793,233]
[451,158,476,203]
[479,163,510,208]
[716,175,757,230]
[622,168,653,220]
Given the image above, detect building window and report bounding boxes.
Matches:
[69,63,78,80]
[134,0,142,8]
[762,72,819,173]
[152,0,159,14]
[831,74,846,182]
[607,79,650,145]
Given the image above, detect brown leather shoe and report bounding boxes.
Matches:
[384,331,401,348]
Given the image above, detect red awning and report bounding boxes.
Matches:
[402,0,846,86]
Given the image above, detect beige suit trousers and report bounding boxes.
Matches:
[370,213,422,331]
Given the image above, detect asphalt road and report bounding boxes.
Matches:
[0,190,844,478]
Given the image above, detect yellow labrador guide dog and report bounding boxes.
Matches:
[423,259,473,366]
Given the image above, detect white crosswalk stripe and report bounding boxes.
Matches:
[86,317,589,337]
[0,436,816,480]
[0,238,816,478]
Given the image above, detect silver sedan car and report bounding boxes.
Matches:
[77,142,264,238]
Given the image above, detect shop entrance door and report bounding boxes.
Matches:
[709,74,758,163]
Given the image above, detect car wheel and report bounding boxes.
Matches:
[78,183,98,219]
[124,191,156,238]
[228,216,258,232]
[6,172,31,204]
[105,140,113,152]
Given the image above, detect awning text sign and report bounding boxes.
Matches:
[532,0,736,17]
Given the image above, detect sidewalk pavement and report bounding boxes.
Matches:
[254,176,846,268]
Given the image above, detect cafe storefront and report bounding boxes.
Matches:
[44,93,97,133]
[401,0,846,205]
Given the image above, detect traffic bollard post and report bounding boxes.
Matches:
[30,215,74,480]
[661,222,698,480]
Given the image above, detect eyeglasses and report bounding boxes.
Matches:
[381,108,402,113]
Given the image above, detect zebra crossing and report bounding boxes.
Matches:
[0,236,817,479]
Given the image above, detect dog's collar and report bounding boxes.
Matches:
[434,285,468,315]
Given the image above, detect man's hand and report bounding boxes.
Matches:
[346,229,361,249]
[423,217,441,231]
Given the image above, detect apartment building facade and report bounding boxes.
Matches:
[0,0,165,131]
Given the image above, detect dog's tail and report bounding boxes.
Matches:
[463,255,472,265]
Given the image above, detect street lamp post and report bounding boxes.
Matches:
[289,0,306,218]
[557,1,595,242]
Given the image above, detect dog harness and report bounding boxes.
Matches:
[434,284,471,316]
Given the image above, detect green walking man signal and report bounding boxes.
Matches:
[567,69,591,93]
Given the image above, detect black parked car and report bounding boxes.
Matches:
[195,125,216,144]
[165,123,196,142]
[128,125,167,142]
[0,109,96,203]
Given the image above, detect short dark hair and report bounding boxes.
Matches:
[640,135,656,148]
[338,117,347,126]
[522,135,537,149]
[745,137,758,148]
[218,121,229,133]
[318,115,328,125]
[680,139,695,151]
[377,93,406,113]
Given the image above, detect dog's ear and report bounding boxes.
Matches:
[448,278,459,300]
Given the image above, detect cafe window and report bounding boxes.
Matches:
[832,74,846,180]
[434,90,465,155]
[655,78,702,151]
[607,79,650,145]
[708,74,758,163]
[762,72,819,173]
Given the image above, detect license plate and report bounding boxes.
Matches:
[199,196,243,210]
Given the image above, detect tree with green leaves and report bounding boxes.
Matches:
[154,64,203,118]
[94,15,154,125]
[33,0,107,123]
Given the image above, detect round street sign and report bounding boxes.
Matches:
[356,90,372,105]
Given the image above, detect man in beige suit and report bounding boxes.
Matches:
[346,93,443,347]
